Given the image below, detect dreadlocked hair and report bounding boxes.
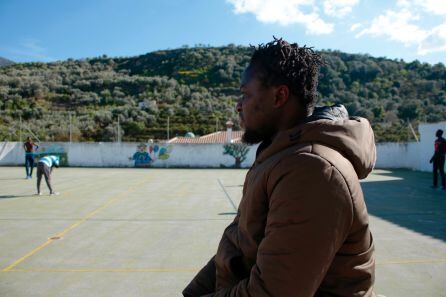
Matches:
[249,37,324,114]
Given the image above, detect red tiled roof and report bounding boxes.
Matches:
[167,131,244,144]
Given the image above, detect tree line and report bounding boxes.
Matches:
[1,45,445,142]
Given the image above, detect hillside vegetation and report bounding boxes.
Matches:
[1,45,445,142]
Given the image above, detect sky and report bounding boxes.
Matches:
[0,0,445,65]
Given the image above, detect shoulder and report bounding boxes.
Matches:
[272,143,353,178]
[267,143,357,199]
[265,147,354,220]
[268,145,345,189]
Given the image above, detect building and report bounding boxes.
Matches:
[167,121,243,144]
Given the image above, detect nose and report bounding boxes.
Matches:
[236,101,242,113]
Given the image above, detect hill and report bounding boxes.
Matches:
[0,45,445,142]
[0,57,14,67]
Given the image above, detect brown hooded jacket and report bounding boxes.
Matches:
[184,105,376,297]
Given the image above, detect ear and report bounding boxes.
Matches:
[273,85,290,108]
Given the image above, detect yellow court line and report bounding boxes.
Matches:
[4,258,446,273]
[1,178,149,272]
[4,268,199,273]
[376,258,446,265]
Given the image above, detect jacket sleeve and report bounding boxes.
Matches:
[211,155,353,297]
[183,257,216,297]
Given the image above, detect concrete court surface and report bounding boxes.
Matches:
[0,167,444,297]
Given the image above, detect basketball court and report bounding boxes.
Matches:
[0,167,445,296]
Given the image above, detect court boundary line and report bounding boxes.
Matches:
[3,268,199,273]
[376,258,446,265]
[217,178,237,211]
[1,178,149,272]
[3,257,446,273]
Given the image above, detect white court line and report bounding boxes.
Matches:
[217,178,238,211]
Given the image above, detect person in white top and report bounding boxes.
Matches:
[36,155,60,196]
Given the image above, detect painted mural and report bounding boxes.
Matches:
[223,143,250,168]
[35,144,68,166]
[130,143,172,167]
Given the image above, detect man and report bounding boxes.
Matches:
[429,129,446,189]
[36,155,60,196]
[183,38,376,297]
[23,136,39,179]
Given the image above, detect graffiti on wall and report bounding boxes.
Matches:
[223,143,250,168]
[35,144,68,166]
[130,143,172,167]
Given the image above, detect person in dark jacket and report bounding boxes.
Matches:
[430,129,446,189]
[23,136,39,179]
[183,38,375,297]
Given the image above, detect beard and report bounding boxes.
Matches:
[242,125,276,145]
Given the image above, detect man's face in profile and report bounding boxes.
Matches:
[237,66,276,145]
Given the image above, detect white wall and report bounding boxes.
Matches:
[375,142,420,170]
[0,142,258,168]
[1,122,445,171]
[373,121,446,171]
[418,122,446,172]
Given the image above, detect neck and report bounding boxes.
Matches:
[275,107,308,132]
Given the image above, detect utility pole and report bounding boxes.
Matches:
[408,121,419,142]
[69,112,72,143]
[167,116,170,140]
[117,117,121,143]
[19,116,22,142]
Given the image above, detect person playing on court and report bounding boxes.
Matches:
[36,155,60,196]
[429,129,446,189]
[183,38,375,297]
[23,136,39,179]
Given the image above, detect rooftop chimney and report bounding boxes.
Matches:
[226,120,234,143]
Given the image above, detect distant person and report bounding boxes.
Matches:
[23,136,39,179]
[430,129,446,189]
[183,38,375,297]
[36,155,60,196]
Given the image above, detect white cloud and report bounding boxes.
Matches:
[323,0,359,18]
[22,39,47,54]
[418,22,446,55]
[226,0,334,34]
[357,3,446,55]
[350,22,361,31]
[398,0,446,15]
[227,0,446,56]
[0,39,53,62]
[356,9,427,46]
[396,0,412,8]
[416,0,446,15]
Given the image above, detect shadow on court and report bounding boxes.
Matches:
[363,169,446,241]
[0,194,36,199]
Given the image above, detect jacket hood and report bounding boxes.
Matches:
[257,104,376,179]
